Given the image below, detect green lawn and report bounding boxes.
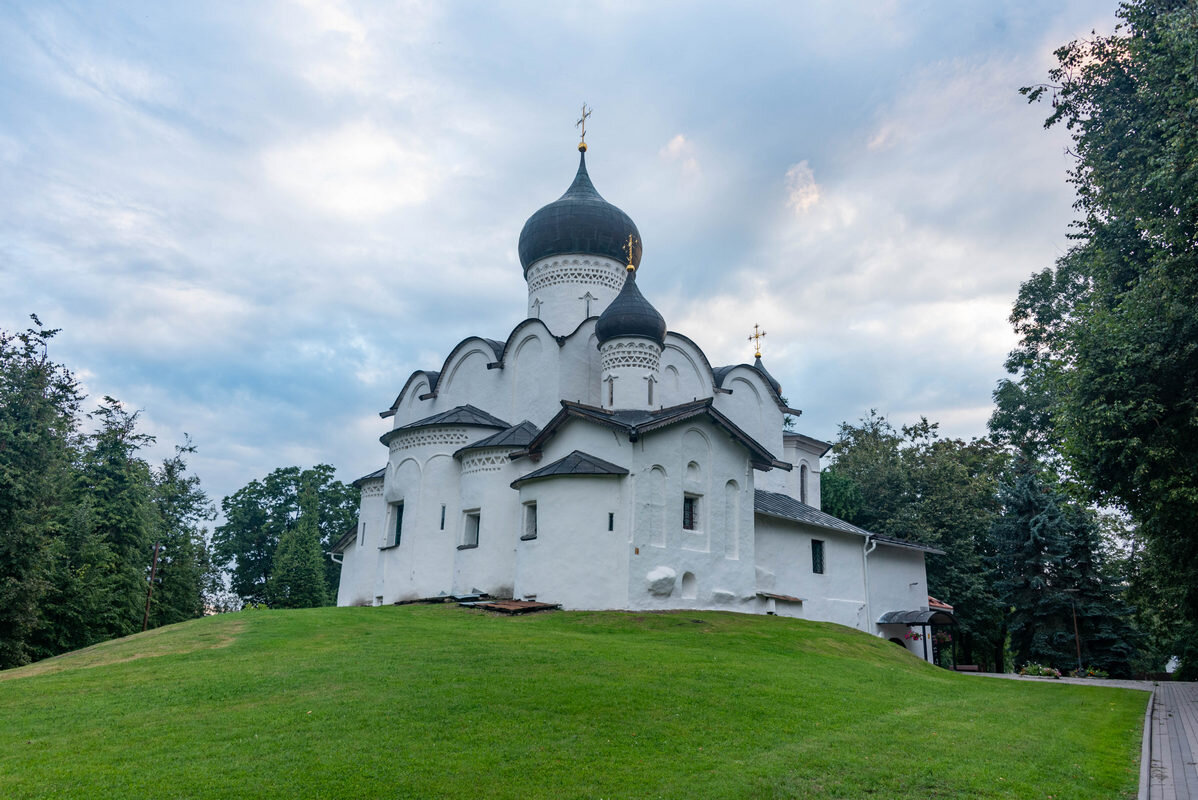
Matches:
[0,606,1146,799]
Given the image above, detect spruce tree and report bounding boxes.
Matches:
[0,318,80,667]
[267,474,329,609]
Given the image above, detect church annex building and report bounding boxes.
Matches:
[332,133,951,663]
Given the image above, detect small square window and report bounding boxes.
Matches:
[811,539,825,574]
[522,503,538,540]
[683,495,698,530]
[461,511,480,548]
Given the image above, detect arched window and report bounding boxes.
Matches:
[800,463,809,504]
[681,572,697,600]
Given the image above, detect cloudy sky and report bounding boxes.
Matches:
[1,1,1114,508]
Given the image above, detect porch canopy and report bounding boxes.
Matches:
[878,609,956,626]
[878,608,958,667]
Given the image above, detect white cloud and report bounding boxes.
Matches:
[262,120,436,218]
[659,133,701,180]
[785,160,821,215]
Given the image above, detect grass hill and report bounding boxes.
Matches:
[0,605,1145,799]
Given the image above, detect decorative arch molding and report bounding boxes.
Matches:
[525,256,626,294]
[494,318,565,366]
[662,332,715,399]
[511,332,546,363]
[728,375,764,404]
[386,457,422,503]
[712,362,791,411]
[681,425,713,451]
[439,346,497,397]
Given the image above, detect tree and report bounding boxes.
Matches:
[991,464,1138,676]
[1010,0,1198,676]
[267,475,329,609]
[825,412,1007,669]
[214,465,358,607]
[147,440,218,627]
[77,398,157,640]
[0,318,81,667]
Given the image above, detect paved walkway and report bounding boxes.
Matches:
[962,673,1198,799]
[1146,682,1198,800]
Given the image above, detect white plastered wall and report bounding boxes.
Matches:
[658,336,712,406]
[452,447,525,598]
[525,255,626,336]
[512,476,629,609]
[868,545,932,660]
[623,420,759,612]
[752,517,871,631]
[336,477,387,606]
[782,438,826,509]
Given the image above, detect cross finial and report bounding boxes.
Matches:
[749,324,767,359]
[624,234,638,271]
[576,103,592,152]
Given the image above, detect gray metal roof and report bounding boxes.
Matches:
[753,489,945,554]
[455,420,541,457]
[380,404,511,446]
[877,609,957,626]
[330,524,358,554]
[398,404,510,431]
[783,431,833,456]
[523,399,789,472]
[352,467,386,487]
[511,449,629,489]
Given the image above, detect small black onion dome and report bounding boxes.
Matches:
[518,152,642,275]
[754,357,782,395]
[595,269,666,347]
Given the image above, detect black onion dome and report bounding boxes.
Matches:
[518,152,642,275]
[754,357,782,395]
[595,270,666,346]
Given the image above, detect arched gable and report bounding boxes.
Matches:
[660,332,715,405]
[438,345,498,400]
[382,370,441,420]
[495,318,563,366]
[712,365,784,458]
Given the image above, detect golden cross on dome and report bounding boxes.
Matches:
[749,324,767,359]
[624,234,638,271]
[576,103,592,151]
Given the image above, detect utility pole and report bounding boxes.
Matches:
[1064,588,1083,674]
[142,541,161,632]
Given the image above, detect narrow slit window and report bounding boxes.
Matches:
[682,496,698,531]
[440,504,446,530]
[392,502,404,547]
[359,522,365,547]
[811,539,825,574]
[608,512,614,531]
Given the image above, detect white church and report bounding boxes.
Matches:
[333,130,952,661]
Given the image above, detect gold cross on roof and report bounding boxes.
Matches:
[624,234,638,271]
[749,324,767,359]
[576,103,592,151]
